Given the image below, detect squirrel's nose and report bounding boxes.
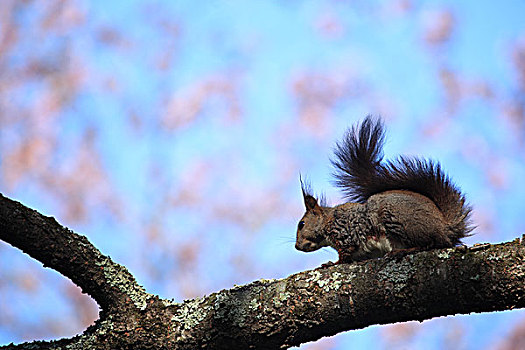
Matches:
[296,241,313,252]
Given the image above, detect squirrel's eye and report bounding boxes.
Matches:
[298,221,305,230]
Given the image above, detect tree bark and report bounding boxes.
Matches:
[0,193,524,349]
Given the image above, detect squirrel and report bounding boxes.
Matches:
[295,116,474,263]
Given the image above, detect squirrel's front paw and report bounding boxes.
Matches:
[320,261,336,268]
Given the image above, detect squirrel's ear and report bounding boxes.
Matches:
[300,175,320,210]
[303,194,319,211]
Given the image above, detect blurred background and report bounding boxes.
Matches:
[1,1,525,349]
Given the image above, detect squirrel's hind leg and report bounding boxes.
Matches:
[384,247,424,260]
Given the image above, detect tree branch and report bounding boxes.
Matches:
[1,193,524,349]
[0,193,149,314]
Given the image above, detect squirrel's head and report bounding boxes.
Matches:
[295,179,330,253]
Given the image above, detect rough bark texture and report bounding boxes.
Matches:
[0,193,524,349]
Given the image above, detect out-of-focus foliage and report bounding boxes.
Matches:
[1,1,524,349]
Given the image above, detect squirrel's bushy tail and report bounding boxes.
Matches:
[332,116,473,243]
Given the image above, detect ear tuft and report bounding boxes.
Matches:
[300,175,311,197]
[300,175,322,210]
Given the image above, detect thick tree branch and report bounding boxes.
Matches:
[0,193,524,349]
[0,193,149,314]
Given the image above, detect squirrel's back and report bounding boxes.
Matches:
[331,116,473,243]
